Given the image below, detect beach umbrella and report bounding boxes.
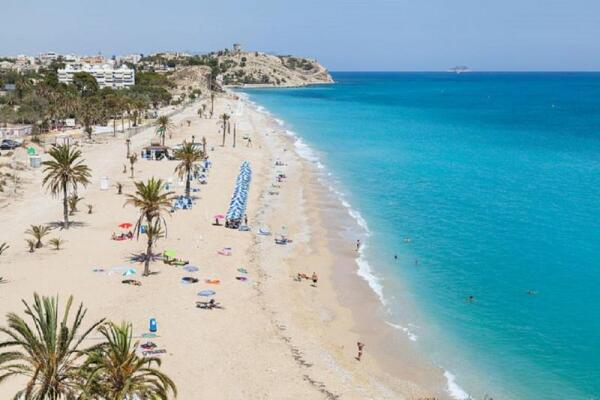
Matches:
[164,249,176,258]
[214,214,225,220]
[122,268,136,276]
[197,290,216,297]
[118,222,133,229]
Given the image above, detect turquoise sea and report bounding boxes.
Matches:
[240,72,600,400]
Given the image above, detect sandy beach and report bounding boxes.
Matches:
[0,93,449,399]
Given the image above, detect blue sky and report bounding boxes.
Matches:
[2,0,599,71]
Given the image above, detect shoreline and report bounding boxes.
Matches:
[238,93,453,398]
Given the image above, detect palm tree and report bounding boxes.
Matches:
[155,116,172,146]
[0,294,104,400]
[201,136,207,154]
[25,239,36,253]
[25,224,53,248]
[78,97,100,140]
[129,153,138,179]
[124,178,174,276]
[49,237,64,250]
[220,113,230,146]
[174,141,205,198]
[82,322,177,399]
[68,193,84,215]
[210,92,215,116]
[42,145,92,228]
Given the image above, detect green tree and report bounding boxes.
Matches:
[82,322,177,399]
[124,178,174,276]
[220,113,230,146]
[129,153,138,179]
[42,145,92,228]
[78,96,101,139]
[174,140,205,198]
[0,294,104,400]
[155,115,172,146]
[72,72,99,97]
[25,225,53,248]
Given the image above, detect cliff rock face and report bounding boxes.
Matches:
[169,65,212,98]
[218,52,334,87]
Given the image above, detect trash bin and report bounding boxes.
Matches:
[100,177,109,190]
[29,155,42,168]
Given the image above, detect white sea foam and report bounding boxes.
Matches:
[385,321,418,341]
[355,244,386,305]
[246,98,385,305]
[444,371,470,400]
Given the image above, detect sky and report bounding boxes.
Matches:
[2,0,600,71]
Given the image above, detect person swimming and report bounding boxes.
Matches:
[467,295,476,303]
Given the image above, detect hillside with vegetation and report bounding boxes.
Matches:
[217,51,333,87]
[141,49,333,89]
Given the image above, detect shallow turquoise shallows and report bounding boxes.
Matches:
[241,72,600,400]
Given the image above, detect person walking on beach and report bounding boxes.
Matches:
[356,239,361,252]
[356,341,365,361]
[311,272,318,287]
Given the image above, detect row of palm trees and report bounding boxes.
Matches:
[0,293,176,399]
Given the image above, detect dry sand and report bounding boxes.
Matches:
[0,94,449,399]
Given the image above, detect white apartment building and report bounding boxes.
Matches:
[58,64,135,89]
[117,54,142,65]
[38,52,59,64]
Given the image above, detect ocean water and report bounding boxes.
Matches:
[240,72,600,400]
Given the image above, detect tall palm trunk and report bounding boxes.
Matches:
[221,122,226,146]
[113,117,117,137]
[144,237,152,276]
[63,183,69,228]
[185,168,191,198]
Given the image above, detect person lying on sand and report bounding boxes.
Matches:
[297,273,309,281]
[122,279,141,286]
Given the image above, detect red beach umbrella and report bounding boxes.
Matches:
[214,214,225,220]
[118,222,133,229]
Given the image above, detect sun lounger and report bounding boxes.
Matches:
[141,349,167,356]
[258,227,271,236]
[236,276,248,281]
[196,300,223,310]
[181,277,199,284]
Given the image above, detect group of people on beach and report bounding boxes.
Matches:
[111,231,134,240]
[296,272,318,287]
